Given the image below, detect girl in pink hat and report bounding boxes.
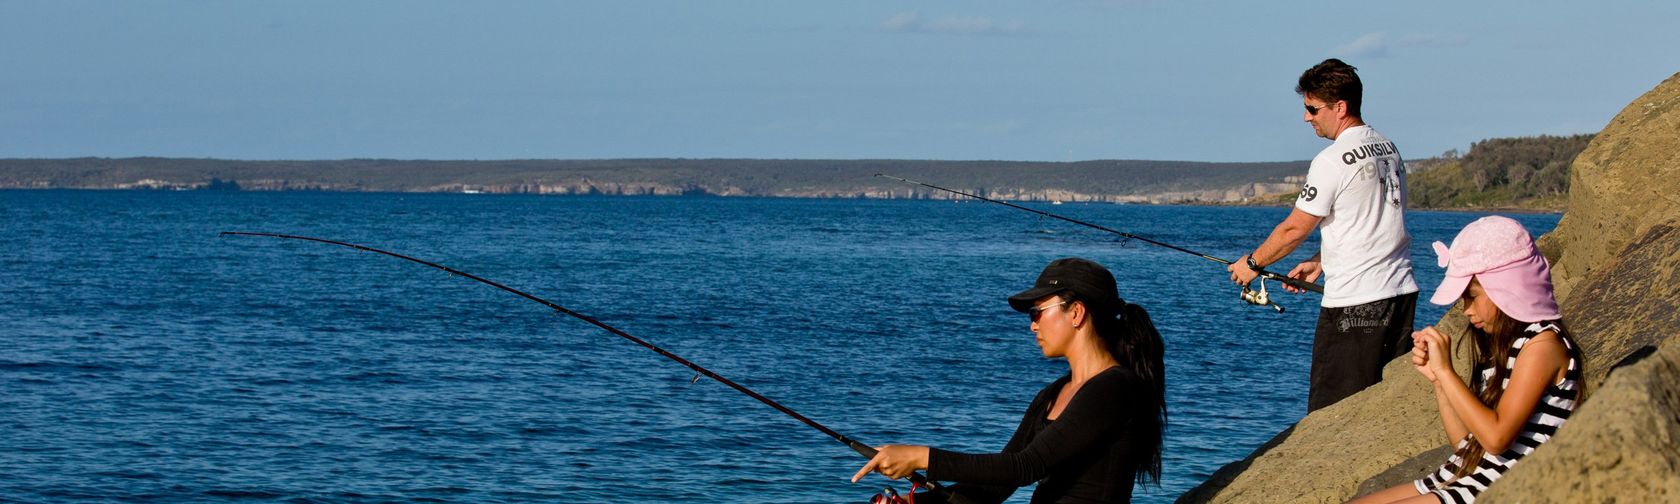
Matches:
[1351,216,1585,504]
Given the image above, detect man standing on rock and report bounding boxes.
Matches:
[1229,58,1419,413]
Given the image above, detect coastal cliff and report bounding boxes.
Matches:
[1178,71,1680,503]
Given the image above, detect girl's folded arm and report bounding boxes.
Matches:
[1440,335,1569,453]
[1433,381,1468,443]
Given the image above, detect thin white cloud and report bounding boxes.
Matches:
[1333,31,1471,58]
[1333,32,1390,58]
[881,11,920,32]
[879,11,1027,36]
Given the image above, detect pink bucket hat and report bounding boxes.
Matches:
[1429,216,1561,322]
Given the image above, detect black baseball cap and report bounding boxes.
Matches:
[1007,257,1122,313]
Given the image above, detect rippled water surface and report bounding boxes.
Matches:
[0,191,1559,502]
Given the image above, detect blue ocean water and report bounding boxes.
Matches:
[0,190,1559,503]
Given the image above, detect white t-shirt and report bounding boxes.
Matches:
[1296,125,1419,308]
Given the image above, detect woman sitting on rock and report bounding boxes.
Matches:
[850,257,1167,503]
[1351,216,1585,504]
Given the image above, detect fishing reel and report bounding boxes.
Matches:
[1237,257,1288,313]
[1240,278,1286,313]
[868,481,921,504]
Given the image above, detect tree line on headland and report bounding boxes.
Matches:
[1236,133,1591,211]
[0,134,1592,210]
[1406,133,1593,210]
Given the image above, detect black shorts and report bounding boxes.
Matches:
[1307,292,1419,412]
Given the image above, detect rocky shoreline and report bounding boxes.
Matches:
[1178,71,1680,503]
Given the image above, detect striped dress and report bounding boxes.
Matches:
[1413,322,1582,504]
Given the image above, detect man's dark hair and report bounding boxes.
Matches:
[1296,58,1363,118]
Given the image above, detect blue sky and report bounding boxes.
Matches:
[2,0,1675,162]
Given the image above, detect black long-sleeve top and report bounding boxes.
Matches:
[923,366,1151,504]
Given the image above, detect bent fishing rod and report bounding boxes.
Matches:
[875,174,1322,312]
[220,231,960,502]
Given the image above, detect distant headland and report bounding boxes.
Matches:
[0,133,1589,211]
[0,157,1313,204]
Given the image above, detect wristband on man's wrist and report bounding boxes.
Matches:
[1246,255,1262,271]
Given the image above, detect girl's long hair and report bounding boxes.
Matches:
[1448,304,1583,481]
[1077,294,1166,486]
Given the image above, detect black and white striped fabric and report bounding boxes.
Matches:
[1412,322,1581,504]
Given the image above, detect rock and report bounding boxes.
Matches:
[1542,72,1680,304]
[1554,223,1680,393]
[1179,72,1680,503]
[1355,444,1452,496]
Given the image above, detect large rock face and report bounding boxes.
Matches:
[1179,71,1680,503]
[1543,72,1680,305]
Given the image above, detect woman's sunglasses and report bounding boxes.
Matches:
[1028,300,1071,322]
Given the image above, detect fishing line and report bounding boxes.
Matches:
[875,174,1323,311]
[220,231,960,502]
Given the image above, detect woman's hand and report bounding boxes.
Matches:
[851,445,930,483]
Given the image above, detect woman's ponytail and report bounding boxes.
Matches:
[1094,301,1167,485]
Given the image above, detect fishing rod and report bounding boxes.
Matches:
[875,174,1322,312]
[220,231,961,503]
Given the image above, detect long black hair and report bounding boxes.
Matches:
[1064,292,1167,485]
